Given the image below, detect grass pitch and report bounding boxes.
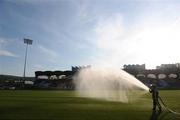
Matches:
[0,90,180,120]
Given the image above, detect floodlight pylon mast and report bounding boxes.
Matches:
[23,38,33,80]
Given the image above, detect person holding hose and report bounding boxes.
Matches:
[149,84,162,112]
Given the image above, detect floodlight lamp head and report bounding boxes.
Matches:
[24,38,33,45]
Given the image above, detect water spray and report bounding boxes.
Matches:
[74,67,149,103]
[149,84,180,116]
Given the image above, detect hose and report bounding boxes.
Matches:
[158,96,180,116]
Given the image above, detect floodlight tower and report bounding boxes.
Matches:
[23,38,33,80]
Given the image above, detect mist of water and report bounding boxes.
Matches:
[73,67,149,103]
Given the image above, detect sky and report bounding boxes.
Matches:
[1,0,180,76]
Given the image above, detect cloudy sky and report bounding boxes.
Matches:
[1,0,180,76]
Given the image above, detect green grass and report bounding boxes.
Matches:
[0,90,180,120]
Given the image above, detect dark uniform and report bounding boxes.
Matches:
[149,85,161,111]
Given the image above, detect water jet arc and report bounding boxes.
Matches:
[74,67,149,102]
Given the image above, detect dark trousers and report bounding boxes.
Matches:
[153,100,161,111]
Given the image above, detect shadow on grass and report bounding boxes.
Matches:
[150,110,161,120]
